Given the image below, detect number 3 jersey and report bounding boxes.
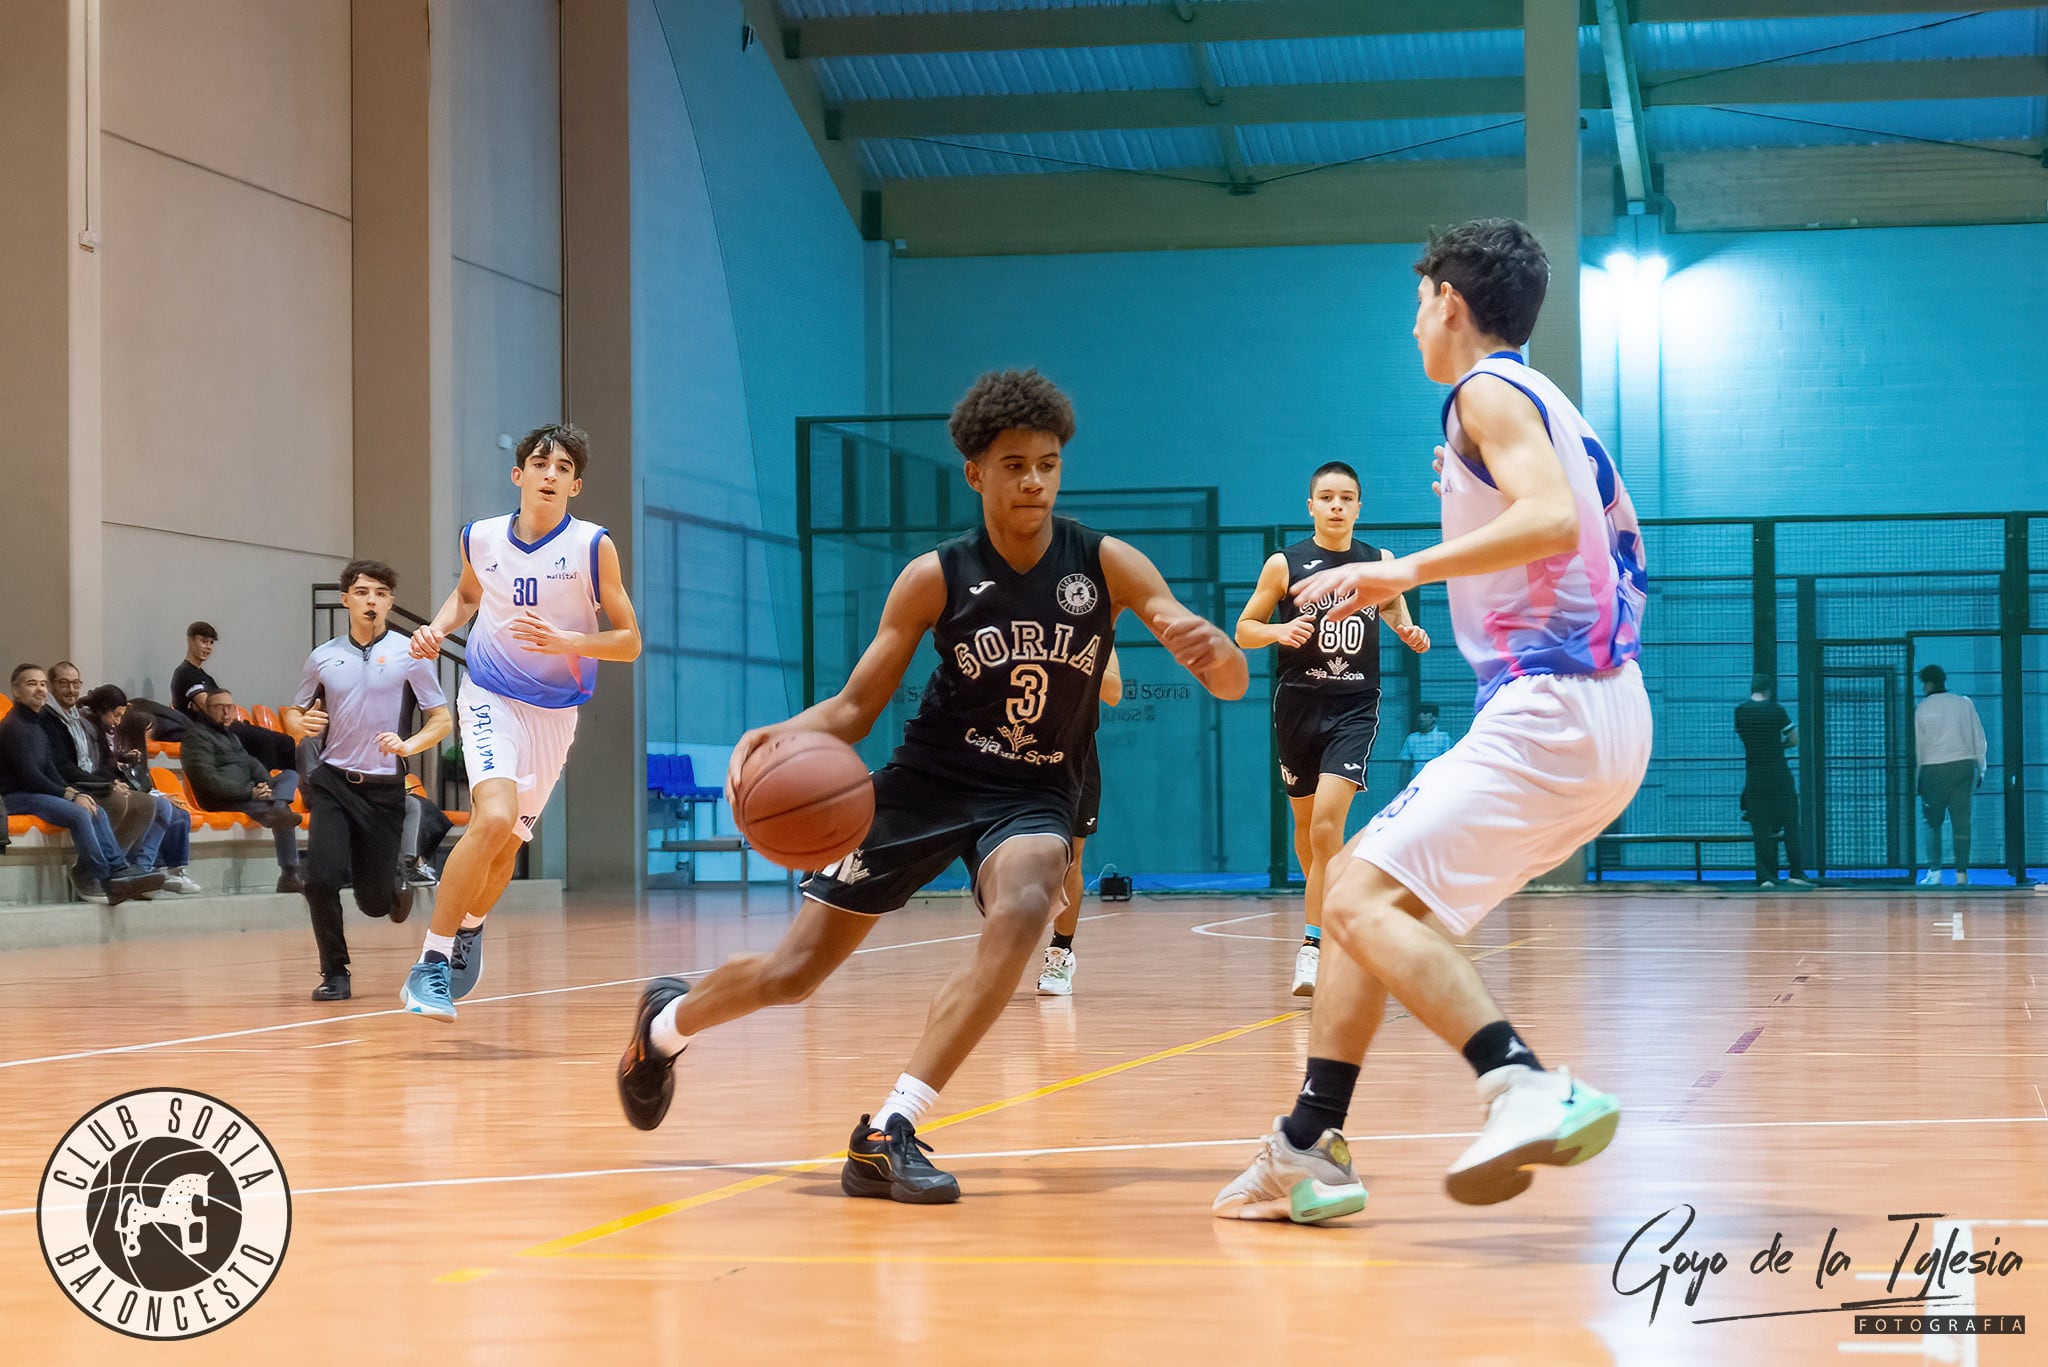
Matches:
[894,517,1115,798]
[462,512,608,709]
[1275,535,1383,700]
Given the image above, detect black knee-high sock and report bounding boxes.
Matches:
[1281,1058,1360,1149]
[1461,1020,1541,1077]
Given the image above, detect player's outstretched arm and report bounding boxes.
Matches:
[511,534,643,662]
[1293,376,1579,620]
[411,543,484,659]
[1234,554,1312,651]
[1377,549,1430,654]
[1102,538,1248,702]
[725,553,945,795]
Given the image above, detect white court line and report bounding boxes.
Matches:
[1190,910,1287,940]
[8,1113,2043,1221]
[303,1039,360,1051]
[1512,944,2048,957]
[0,913,1127,1072]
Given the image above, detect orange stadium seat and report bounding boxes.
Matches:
[149,769,201,828]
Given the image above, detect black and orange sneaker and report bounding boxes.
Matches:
[617,977,690,1131]
[840,1114,961,1204]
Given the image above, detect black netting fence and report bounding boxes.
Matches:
[801,416,2037,887]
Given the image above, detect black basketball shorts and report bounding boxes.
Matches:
[1274,689,1381,800]
[1076,747,1101,838]
[800,762,1076,916]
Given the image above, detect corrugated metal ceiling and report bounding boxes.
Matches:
[783,3,2047,179]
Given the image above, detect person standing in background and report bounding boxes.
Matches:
[1914,664,1985,888]
[1397,703,1451,788]
[1734,675,1811,890]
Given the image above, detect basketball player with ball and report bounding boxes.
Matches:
[616,369,1248,1204]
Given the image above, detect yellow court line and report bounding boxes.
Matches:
[434,1267,497,1284]
[552,1251,1446,1270]
[488,936,1539,1276]
[517,1008,1306,1260]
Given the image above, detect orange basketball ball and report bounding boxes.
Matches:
[732,732,874,871]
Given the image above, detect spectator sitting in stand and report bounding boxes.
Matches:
[81,684,200,894]
[42,662,157,858]
[0,664,165,904]
[171,621,296,773]
[181,688,305,892]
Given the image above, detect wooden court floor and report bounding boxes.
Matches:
[1,887,2043,1364]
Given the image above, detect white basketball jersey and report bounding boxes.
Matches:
[1439,351,1647,711]
[462,512,607,708]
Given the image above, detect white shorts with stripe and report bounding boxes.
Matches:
[1353,662,1651,935]
[457,677,581,843]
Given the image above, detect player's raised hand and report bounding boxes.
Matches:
[1160,615,1233,675]
[1394,622,1431,654]
[1278,614,1316,648]
[410,625,445,660]
[725,726,779,803]
[510,611,579,655]
[1294,558,1418,623]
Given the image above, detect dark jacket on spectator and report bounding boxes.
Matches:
[126,697,187,742]
[181,710,271,807]
[30,707,117,799]
[0,706,75,800]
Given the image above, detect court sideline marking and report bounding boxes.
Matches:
[9,1113,2044,1223]
[0,912,1128,1072]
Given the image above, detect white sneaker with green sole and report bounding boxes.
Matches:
[1445,1064,1620,1206]
[1213,1119,1368,1224]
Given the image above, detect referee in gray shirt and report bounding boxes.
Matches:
[285,560,452,1001]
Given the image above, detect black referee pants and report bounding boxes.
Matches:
[1745,784,1806,884]
[304,764,406,979]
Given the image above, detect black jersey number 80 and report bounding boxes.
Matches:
[1007,664,1048,725]
[1317,613,1371,655]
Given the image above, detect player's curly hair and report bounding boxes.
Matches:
[1415,218,1550,347]
[948,369,1077,459]
[515,423,590,478]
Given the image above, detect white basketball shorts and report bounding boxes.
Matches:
[1353,662,1652,935]
[458,677,581,843]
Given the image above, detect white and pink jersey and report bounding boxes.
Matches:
[1439,350,1647,710]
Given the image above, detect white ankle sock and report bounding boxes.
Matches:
[460,914,486,930]
[873,1073,939,1131]
[420,931,455,961]
[649,998,690,1057]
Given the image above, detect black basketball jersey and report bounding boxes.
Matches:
[895,517,1115,794]
[1274,535,1383,697]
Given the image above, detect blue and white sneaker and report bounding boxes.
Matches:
[1445,1064,1619,1205]
[401,957,456,1022]
[450,926,485,1000]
